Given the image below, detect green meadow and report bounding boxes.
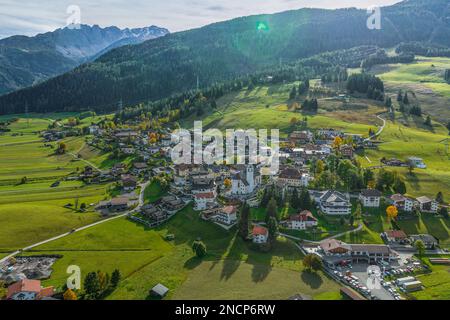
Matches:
[412,256,450,300]
[28,206,341,300]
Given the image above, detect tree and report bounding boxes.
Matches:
[111,269,121,288]
[192,240,207,258]
[57,142,67,154]
[267,217,279,243]
[436,191,444,204]
[414,240,425,257]
[265,197,278,223]
[238,204,250,240]
[332,136,343,150]
[386,205,399,221]
[289,86,297,100]
[354,203,362,221]
[224,178,232,189]
[20,176,28,184]
[299,188,312,211]
[315,159,325,176]
[291,188,301,210]
[393,177,407,195]
[84,272,101,299]
[397,90,403,102]
[424,115,432,127]
[303,254,322,272]
[97,271,109,292]
[403,92,409,104]
[63,288,78,300]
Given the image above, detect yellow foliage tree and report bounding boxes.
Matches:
[386,205,399,221]
[332,136,343,149]
[224,178,232,189]
[63,288,77,300]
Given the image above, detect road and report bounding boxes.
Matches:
[0,181,150,265]
[364,114,386,142]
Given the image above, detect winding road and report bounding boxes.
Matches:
[364,114,387,142]
[0,181,150,265]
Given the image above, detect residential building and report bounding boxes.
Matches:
[289,131,313,146]
[194,192,216,211]
[359,189,382,208]
[340,144,354,158]
[214,206,238,226]
[382,230,408,244]
[282,210,318,230]
[416,196,438,213]
[121,174,138,191]
[317,190,352,215]
[408,157,426,169]
[7,279,54,300]
[252,226,269,244]
[389,194,414,212]
[410,234,439,249]
[277,167,310,188]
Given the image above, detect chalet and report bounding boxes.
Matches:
[160,195,185,213]
[214,206,238,226]
[191,178,216,195]
[193,192,216,211]
[252,226,269,244]
[277,167,310,188]
[7,279,54,300]
[121,174,138,191]
[359,189,382,208]
[289,131,313,146]
[320,239,351,255]
[340,144,354,158]
[382,230,408,244]
[389,194,414,212]
[110,197,129,212]
[410,234,439,249]
[120,147,135,155]
[282,210,318,230]
[317,190,352,215]
[115,130,139,142]
[141,204,166,223]
[132,162,148,175]
[111,163,127,176]
[416,196,438,213]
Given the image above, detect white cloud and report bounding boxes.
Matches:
[0,0,401,39]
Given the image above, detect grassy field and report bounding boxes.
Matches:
[0,116,114,252]
[374,56,450,120]
[27,206,341,300]
[411,256,450,300]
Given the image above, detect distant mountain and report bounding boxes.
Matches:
[0,25,169,95]
[0,0,449,115]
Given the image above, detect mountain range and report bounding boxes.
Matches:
[0,0,449,115]
[0,25,169,95]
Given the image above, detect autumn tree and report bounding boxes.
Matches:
[415,240,425,257]
[332,136,343,150]
[386,205,399,221]
[224,178,232,189]
[303,254,323,272]
[63,288,78,300]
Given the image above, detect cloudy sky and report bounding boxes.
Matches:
[0,0,401,39]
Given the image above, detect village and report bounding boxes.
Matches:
[1,115,448,301]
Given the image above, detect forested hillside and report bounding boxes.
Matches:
[0,0,449,114]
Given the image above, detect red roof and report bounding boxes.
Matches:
[385,230,407,239]
[289,210,317,222]
[252,226,268,237]
[7,279,42,299]
[222,206,237,215]
[195,192,215,199]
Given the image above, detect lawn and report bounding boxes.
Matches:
[411,256,450,300]
[27,206,341,300]
[144,180,167,203]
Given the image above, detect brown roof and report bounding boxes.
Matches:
[361,189,382,197]
[222,206,237,215]
[289,210,317,222]
[7,279,42,299]
[195,192,215,199]
[111,197,129,206]
[385,230,407,239]
[279,168,302,180]
[320,239,351,252]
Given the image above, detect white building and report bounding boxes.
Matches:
[390,194,415,212]
[252,226,269,244]
[214,206,238,226]
[416,196,438,213]
[317,190,352,215]
[359,189,382,208]
[283,210,318,230]
[231,165,261,196]
[193,192,216,211]
[408,157,426,169]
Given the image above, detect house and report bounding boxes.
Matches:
[340,144,354,158]
[132,162,148,175]
[160,195,185,213]
[120,147,135,155]
[277,167,310,188]
[111,163,127,176]
[150,283,169,298]
[416,196,438,213]
[194,192,216,211]
[191,178,216,195]
[231,165,261,196]
[408,157,426,169]
[110,197,129,212]
[389,194,414,212]
[252,226,269,244]
[141,204,166,223]
[289,131,313,146]
[283,210,318,230]
[121,174,138,191]
[214,206,238,226]
[115,130,139,142]
[359,189,382,208]
[317,190,352,215]
[7,279,54,300]
[382,230,408,244]
[410,234,439,249]
[320,239,397,264]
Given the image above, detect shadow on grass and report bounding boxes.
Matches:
[300,270,323,289]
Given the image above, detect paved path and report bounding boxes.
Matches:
[0,181,150,265]
[365,114,386,142]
